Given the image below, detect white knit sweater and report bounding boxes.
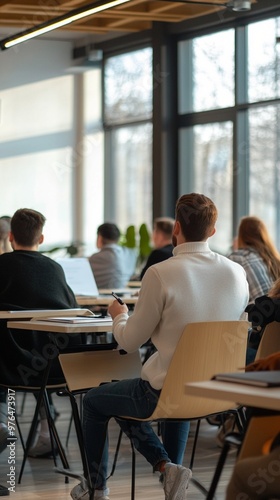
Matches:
[113,241,249,390]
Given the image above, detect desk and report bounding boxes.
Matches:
[7,318,113,483]
[0,308,89,320]
[76,295,138,306]
[127,281,141,288]
[7,318,113,334]
[185,379,280,412]
[98,287,140,294]
[186,380,280,500]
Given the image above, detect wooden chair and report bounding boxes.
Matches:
[55,348,143,494]
[0,308,97,484]
[0,379,69,484]
[120,320,249,499]
[254,321,280,360]
[57,320,248,500]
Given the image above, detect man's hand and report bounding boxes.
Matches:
[108,300,128,319]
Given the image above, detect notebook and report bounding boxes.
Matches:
[38,316,112,324]
[57,257,99,297]
[213,370,280,388]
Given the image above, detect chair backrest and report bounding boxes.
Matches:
[58,349,142,392]
[254,321,280,360]
[149,320,249,420]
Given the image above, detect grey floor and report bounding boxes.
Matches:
[0,392,236,499]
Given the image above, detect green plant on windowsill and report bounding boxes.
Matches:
[120,223,152,269]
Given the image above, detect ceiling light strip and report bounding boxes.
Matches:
[0,0,130,50]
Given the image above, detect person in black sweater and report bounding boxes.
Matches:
[245,276,280,362]
[0,208,79,462]
[140,217,174,279]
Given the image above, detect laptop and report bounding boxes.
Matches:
[57,257,99,297]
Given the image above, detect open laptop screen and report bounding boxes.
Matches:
[57,257,99,297]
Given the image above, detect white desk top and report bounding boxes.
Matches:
[98,288,140,295]
[185,380,280,412]
[0,308,88,320]
[7,318,113,334]
[76,295,138,306]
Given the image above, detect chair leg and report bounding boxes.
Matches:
[66,413,73,448]
[43,390,70,476]
[206,433,242,500]
[18,389,43,483]
[56,390,95,497]
[189,419,200,470]
[107,429,123,479]
[15,412,25,452]
[188,419,213,497]
[130,440,136,500]
[206,440,231,500]
[19,392,27,417]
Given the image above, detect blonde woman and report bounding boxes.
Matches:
[228,216,280,303]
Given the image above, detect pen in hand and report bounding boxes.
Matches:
[111,292,125,305]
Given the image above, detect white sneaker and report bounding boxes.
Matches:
[163,463,192,500]
[70,483,110,500]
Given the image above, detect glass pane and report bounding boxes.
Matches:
[248,18,280,103]
[0,75,74,248]
[83,69,104,256]
[193,122,233,254]
[178,30,234,114]
[111,123,152,232]
[249,104,280,249]
[0,150,72,247]
[104,48,152,124]
[1,76,73,141]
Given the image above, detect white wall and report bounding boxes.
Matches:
[0,39,104,254]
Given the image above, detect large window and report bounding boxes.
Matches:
[249,104,280,248]
[83,69,104,256]
[0,75,74,247]
[248,18,280,103]
[104,47,153,234]
[178,15,280,253]
[179,122,233,254]
[178,30,234,114]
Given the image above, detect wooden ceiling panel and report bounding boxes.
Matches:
[0,0,256,38]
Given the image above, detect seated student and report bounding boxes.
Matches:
[88,223,137,289]
[0,208,80,458]
[228,216,280,304]
[139,216,187,468]
[245,276,280,363]
[71,192,249,500]
[140,217,174,279]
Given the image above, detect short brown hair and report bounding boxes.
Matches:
[154,217,174,238]
[175,193,218,241]
[11,208,46,246]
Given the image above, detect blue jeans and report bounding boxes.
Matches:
[161,421,190,465]
[83,378,170,489]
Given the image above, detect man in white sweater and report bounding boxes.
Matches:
[71,193,249,500]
